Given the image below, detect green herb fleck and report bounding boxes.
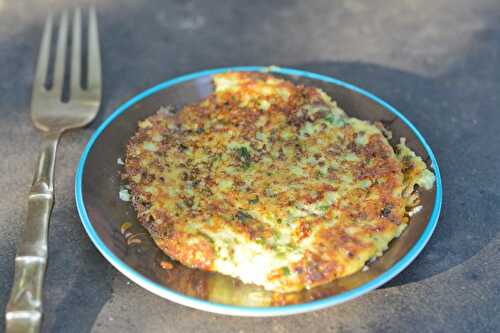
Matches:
[324,115,346,126]
[381,205,392,218]
[282,267,291,276]
[236,147,252,169]
[324,115,335,124]
[248,196,259,204]
[236,210,252,223]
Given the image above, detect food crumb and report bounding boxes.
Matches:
[117,157,124,165]
[120,222,132,235]
[119,186,131,201]
[409,205,423,217]
[160,261,174,270]
[127,237,142,245]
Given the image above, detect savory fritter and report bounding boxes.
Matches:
[123,72,435,292]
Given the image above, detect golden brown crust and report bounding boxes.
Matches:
[123,72,434,292]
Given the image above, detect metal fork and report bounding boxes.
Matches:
[5,8,102,333]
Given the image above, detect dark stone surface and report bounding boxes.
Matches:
[1,0,499,332]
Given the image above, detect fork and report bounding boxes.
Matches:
[5,8,102,333]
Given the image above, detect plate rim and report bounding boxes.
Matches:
[75,66,443,316]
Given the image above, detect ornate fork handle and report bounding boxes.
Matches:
[6,8,101,331]
[6,131,60,333]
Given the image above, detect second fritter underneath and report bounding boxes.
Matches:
[124,72,435,292]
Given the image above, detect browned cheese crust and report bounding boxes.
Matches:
[123,72,435,292]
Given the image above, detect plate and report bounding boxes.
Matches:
[75,66,442,316]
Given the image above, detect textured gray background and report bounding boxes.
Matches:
[1,0,499,332]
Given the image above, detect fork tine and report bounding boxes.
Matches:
[52,10,69,95]
[70,8,82,93]
[87,7,101,92]
[34,13,53,88]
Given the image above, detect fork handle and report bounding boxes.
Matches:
[6,132,60,333]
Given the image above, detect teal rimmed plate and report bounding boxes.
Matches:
[75,66,442,316]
